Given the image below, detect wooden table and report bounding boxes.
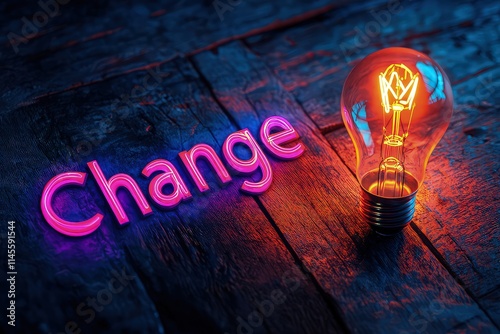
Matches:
[1,0,499,333]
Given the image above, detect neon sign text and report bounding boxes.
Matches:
[41,116,304,237]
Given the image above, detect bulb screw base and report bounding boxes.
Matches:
[360,188,417,236]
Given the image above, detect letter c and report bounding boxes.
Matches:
[40,172,103,236]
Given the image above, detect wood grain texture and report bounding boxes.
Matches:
[0,102,165,334]
[0,0,498,332]
[246,0,500,325]
[192,41,498,333]
[0,0,357,113]
[325,67,500,327]
[245,0,500,131]
[0,59,342,333]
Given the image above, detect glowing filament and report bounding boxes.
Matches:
[377,64,419,197]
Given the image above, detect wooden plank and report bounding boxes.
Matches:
[246,1,500,323]
[245,0,500,131]
[0,58,343,333]
[324,67,500,327]
[192,41,498,332]
[0,0,358,113]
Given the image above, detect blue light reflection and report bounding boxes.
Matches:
[351,101,374,153]
[416,61,445,104]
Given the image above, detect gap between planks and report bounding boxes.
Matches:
[233,40,500,330]
[16,2,343,107]
[302,115,500,331]
[188,55,351,333]
[16,3,496,327]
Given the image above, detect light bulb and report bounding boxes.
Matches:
[341,47,453,235]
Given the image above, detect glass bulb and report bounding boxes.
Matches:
[341,47,453,235]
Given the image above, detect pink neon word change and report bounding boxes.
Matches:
[41,116,305,237]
